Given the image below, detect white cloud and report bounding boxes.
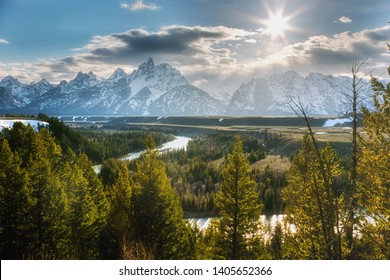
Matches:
[0,39,10,44]
[244,39,257,44]
[120,3,130,9]
[258,26,390,78]
[1,25,389,93]
[120,0,159,12]
[339,16,352,23]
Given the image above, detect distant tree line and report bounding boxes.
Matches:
[36,113,174,164]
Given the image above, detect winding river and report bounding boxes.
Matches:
[93,136,192,173]
[188,215,295,239]
[93,135,290,237]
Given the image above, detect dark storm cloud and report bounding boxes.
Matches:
[281,26,390,69]
[91,48,115,57]
[308,48,359,65]
[362,28,390,42]
[351,41,384,58]
[112,26,225,53]
[59,57,78,66]
[83,26,232,65]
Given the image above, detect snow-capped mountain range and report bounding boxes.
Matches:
[227,71,373,116]
[0,58,374,116]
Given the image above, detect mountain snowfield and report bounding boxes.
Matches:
[0,119,49,131]
[227,71,373,116]
[0,58,374,116]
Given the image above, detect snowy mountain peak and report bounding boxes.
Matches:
[0,58,215,116]
[27,79,53,94]
[71,71,99,88]
[0,75,22,86]
[74,71,95,81]
[88,71,97,80]
[0,61,374,116]
[59,80,68,89]
[138,57,155,74]
[108,68,127,82]
[282,70,300,77]
[33,79,51,87]
[228,71,373,116]
[128,58,188,100]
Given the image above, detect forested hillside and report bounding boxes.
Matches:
[36,113,175,164]
[0,64,388,259]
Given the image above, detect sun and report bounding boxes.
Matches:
[265,13,289,37]
[258,2,300,42]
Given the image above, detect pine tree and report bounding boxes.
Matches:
[214,136,262,259]
[269,222,283,260]
[107,162,134,258]
[1,122,36,165]
[0,139,31,259]
[63,152,109,259]
[26,128,69,259]
[357,53,390,259]
[1,123,109,259]
[133,134,193,259]
[282,135,344,259]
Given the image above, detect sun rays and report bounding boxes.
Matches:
[258,1,303,43]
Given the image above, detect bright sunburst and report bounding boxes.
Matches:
[259,2,300,42]
[265,12,289,37]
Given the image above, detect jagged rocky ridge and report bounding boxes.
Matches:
[0,58,223,116]
[0,59,373,116]
[227,71,373,116]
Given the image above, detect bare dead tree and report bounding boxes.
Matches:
[342,58,373,257]
[289,98,342,259]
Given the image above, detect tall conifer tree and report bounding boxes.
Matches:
[0,139,31,259]
[133,134,193,259]
[282,135,344,259]
[215,136,262,259]
[107,162,134,258]
[357,53,390,259]
[63,151,109,259]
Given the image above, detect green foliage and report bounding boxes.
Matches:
[75,129,174,163]
[0,123,109,259]
[282,134,345,259]
[100,158,125,191]
[253,165,286,214]
[132,134,194,259]
[0,139,31,259]
[62,152,109,259]
[105,162,134,259]
[186,133,265,162]
[214,136,263,259]
[26,128,69,259]
[268,222,284,260]
[163,154,219,214]
[2,98,387,260]
[37,113,174,164]
[356,60,390,259]
[159,133,266,215]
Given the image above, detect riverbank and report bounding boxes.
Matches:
[93,135,192,173]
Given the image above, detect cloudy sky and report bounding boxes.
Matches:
[0,0,389,92]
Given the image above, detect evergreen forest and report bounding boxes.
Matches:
[0,61,389,260]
